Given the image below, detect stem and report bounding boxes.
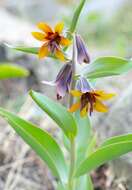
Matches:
[68,138,76,190]
[68,35,77,108]
[67,35,77,190]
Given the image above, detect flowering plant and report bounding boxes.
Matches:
[1,0,132,189]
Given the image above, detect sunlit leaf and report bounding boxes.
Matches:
[0,107,68,183]
[30,90,77,139]
[75,141,132,177]
[76,175,94,190]
[0,64,29,79]
[82,56,132,79]
[74,111,92,165]
[101,134,132,147]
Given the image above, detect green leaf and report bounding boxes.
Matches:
[0,64,29,79]
[69,0,86,34]
[29,90,77,139]
[75,141,132,177]
[6,44,68,60]
[0,107,68,183]
[75,175,94,190]
[82,56,132,79]
[74,111,92,165]
[101,134,132,147]
[6,44,39,54]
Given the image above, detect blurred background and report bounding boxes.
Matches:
[0,0,132,189]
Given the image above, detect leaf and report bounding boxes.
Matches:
[69,0,86,34]
[0,107,68,183]
[6,44,67,60]
[6,44,39,54]
[29,90,77,139]
[0,64,29,79]
[101,134,132,147]
[82,56,132,79]
[75,141,132,177]
[75,175,94,190]
[74,111,92,165]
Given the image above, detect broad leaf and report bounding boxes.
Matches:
[0,108,68,183]
[74,111,92,165]
[0,64,29,79]
[75,175,94,190]
[101,134,132,147]
[82,57,132,79]
[30,90,77,139]
[75,141,132,177]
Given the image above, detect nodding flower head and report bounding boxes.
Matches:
[69,77,116,117]
[32,22,71,61]
[55,62,72,100]
[75,34,90,64]
[42,62,72,100]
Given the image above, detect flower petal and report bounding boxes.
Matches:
[54,22,64,34]
[94,100,108,112]
[39,45,49,59]
[37,22,53,33]
[80,104,89,117]
[94,90,116,101]
[55,49,65,61]
[31,32,45,41]
[41,80,56,86]
[70,90,82,97]
[69,102,80,113]
[60,37,71,46]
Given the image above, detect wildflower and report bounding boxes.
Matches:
[32,22,71,60]
[75,34,90,64]
[42,62,72,100]
[69,77,115,117]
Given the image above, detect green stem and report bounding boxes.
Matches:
[67,35,77,190]
[68,138,76,190]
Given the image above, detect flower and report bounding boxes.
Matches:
[42,62,72,100]
[32,22,71,61]
[69,77,115,117]
[75,34,90,64]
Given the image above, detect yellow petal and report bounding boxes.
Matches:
[38,45,49,59]
[31,32,45,41]
[80,104,89,117]
[55,49,65,61]
[37,22,53,33]
[60,37,71,46]
[94,90,116,101]
[54,22,64,34]
[69,102,80,113]
[94,99,108,112]
[70,90,82,97]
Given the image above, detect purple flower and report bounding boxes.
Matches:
[75,34,90,64]
[42,62,72,100]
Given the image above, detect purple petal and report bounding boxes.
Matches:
[76,34,90,64]
[76,77,92,93]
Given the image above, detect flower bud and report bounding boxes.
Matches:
[75,34,90,64]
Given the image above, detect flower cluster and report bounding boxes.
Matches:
[32,22,115,117]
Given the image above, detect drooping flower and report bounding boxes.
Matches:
[75,34,90,64]
[69,77,115,117]
[42,62,72,100]
[32,22,71,61]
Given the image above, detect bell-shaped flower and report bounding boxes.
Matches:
[42,62,72,100]
[75,34,90,64]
